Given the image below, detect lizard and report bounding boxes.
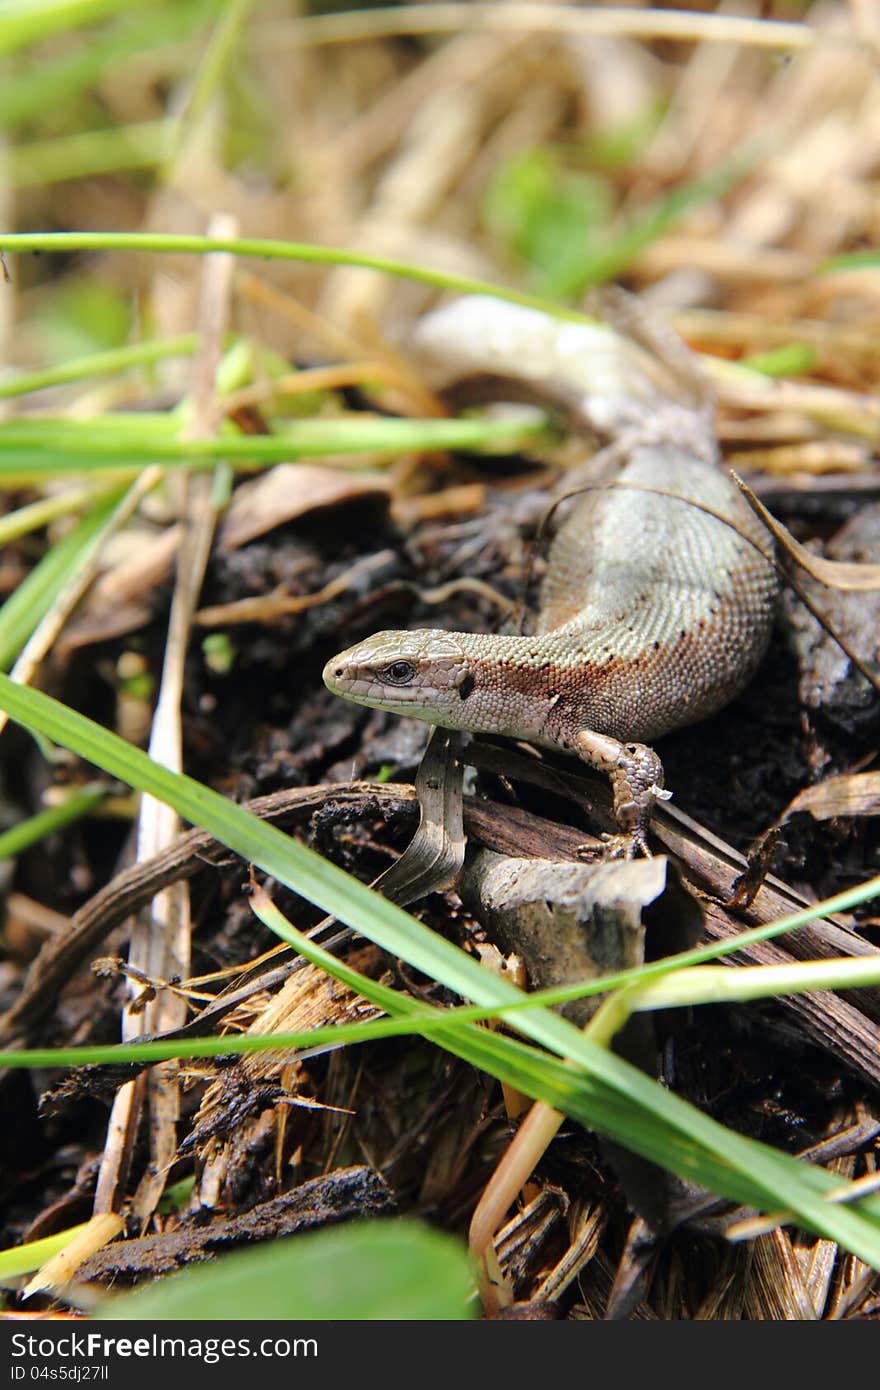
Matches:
[322,295,779,857]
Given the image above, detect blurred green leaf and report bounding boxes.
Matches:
[0,783,105,860]
[823,251,880,271]
[484,140,760,296]
[0,336,198,401]
[741,343,818,376]
[484,147,614,298]
[157,1175,196,1215]
[0,1,218,131]
[101,1220,476,1320]
[0,491,122,670]
[7,119,175,188]
[202,632,235,675]
[31,279,134,362]
[0,0,129,55]
[583,103,665,169]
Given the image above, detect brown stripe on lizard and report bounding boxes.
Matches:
[323,295,778,857]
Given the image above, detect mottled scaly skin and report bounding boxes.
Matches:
[324,445,777,745]
[533,443,778,745]
[323,439,777,854]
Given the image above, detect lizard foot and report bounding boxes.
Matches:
[573,730,671,857]
[576,830,651,862]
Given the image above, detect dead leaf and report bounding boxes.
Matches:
[219,463,390,550]
[733,473,880,590]
[778,772,880,824]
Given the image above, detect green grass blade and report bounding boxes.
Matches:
[101,1220,476,1321]
[0,336,198,400]
[168,0,255,165]
[0,783,105,860]
[740,343,818,376]
[575,144,762,289]
[6,119,176,188]
[0,231,593,321]
[0,1223,91,1280]
[0,0,131,54]
[0,1,218,128]
[248,889,880,1232]
[0,491,123,670]
[823,250,880,271]
[0,484,119,545]
[0,414,550,478]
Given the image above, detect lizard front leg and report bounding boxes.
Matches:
[573,729,671,858]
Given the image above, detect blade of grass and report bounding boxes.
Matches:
[167,0,256,168]
[0,1223,91,1280]
[4,920,877,1235]
[0,0,133,54]
[246,887,880,1234]
[0,1,220,129]
[0,413,551,478]
[252,892,880,1238]
[100,1219,476,1321]
[3,978,879,1231]
[740,343,818,376]
[0,483,120,544]
[572,142,763,291]
[0,662,873,1066]
[6,119,176,188]
[0,783,106,861]
[3,910,880,1070]
[0,466,173,736]
[0,231,593,322]
[823,251,880,271]
[0,336,198,400]
[0,491,123,670]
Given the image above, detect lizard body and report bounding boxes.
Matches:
[323,300,779,855]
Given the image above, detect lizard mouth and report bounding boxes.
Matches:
[321,658,345,694]
[322,657,425,706]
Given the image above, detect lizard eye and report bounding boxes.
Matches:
[381,660,416,686]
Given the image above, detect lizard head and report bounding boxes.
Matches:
[323,630,474,725]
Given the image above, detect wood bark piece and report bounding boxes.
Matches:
[459,851,701,1028]
[75,1165,395,1286]
[460,850,702,1233]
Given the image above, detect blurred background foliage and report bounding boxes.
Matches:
[4,0,873,379]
